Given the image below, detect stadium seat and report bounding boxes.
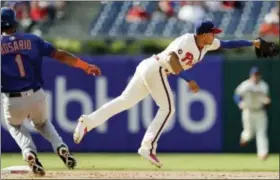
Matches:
[89,1,278,38]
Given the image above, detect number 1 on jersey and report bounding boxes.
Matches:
[15,54,26,77]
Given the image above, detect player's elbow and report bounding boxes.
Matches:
[52,49,67,61]
[168,51,183,75]
[168,51,179,61]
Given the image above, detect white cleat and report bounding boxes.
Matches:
[259,154,269,161]
[73,115,89,144]
[138,148,163,168]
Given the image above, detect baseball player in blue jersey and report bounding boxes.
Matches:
[1,7,101,176]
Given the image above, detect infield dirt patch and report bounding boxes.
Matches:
[1,170,279,179]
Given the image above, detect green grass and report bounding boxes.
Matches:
[1,153,279,172]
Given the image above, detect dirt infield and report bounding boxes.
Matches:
[1,170,279,179]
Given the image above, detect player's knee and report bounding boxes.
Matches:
[33,120,46,129]
[158,104,175,116]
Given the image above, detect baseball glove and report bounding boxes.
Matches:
[255,38,280,58]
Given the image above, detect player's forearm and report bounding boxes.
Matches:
[220,39,260,49]
[53,49,89,71]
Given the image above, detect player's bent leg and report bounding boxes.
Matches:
[2,94,44,176]
[74,69,149,144]
[33,120,77,169]
[7,123,37,154]
[140,107,175,151]
[2,94,37,155]
[138,66,175,168]
[32,120,64,152]
[138,106,175,168]
[30,91,77,169]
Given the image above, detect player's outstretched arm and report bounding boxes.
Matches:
[213,38,279,58]
[52,49,101,76]
[219,39,260,49]
[37,36,101,76]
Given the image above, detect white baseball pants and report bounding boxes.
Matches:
[1,88,66,159]
[85,56,175,154]
[241,109,269,157]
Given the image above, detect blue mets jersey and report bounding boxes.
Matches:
[1,33,56,92]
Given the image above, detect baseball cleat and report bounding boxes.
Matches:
[24,151,45,176]
[259,154,269,161]
[57,145,77,169]
[240,139,248,147]
[138,148,163,168]
[73,115,89,144]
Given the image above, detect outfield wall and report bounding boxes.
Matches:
[1,55,279,153]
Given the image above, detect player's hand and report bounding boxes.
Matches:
[85,64,101,76]
[261,96,271,105]
[254,38,279,58]
[238,101,245,110]
[188,80,200,93]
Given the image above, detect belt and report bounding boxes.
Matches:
[154,55,171,74]
[5,86,41,98]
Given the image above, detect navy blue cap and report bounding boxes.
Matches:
[1,7,17,28]
[195,20,222,34]
[249,66,260,75]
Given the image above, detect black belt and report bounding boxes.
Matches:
[5,86,41,98]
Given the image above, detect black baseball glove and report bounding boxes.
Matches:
[255,38,280,58]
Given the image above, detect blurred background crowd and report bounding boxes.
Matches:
[1,1,67,36]
[2,1,279,39]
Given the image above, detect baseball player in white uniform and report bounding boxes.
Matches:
[73,21,262,168]
[234,67,270,160]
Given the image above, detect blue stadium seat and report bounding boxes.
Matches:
[89,1,277,38]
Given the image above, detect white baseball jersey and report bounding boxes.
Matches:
[157,33,221,72]
[235,79,269,110]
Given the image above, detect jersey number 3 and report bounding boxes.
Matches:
[15,54,26,77]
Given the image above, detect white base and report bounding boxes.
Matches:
[1,165,32,174]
